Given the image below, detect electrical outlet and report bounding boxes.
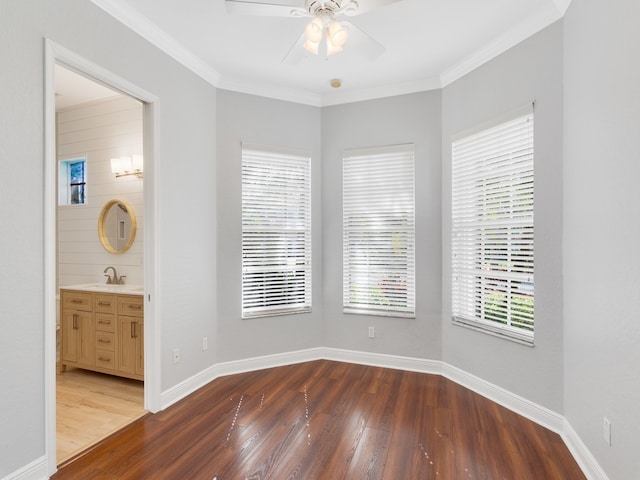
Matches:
[173,348,180,364]
[603,417,611,446]
[202,336,208,351]
[368,326,375,338]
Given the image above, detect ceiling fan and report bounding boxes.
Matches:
[225,0,403,63]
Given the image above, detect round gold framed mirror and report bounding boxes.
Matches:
[98,199,137,254]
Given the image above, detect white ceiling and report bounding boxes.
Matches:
[91,0,571,106]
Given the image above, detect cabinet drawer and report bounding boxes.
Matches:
[96,332,115,352]
[96,313,116,333]
[118,296,144,317]
[96,350,115,370]
[61,291,92,312]
[95,294,116,314]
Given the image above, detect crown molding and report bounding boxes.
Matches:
[90,0,221,86]
[440,2,565,88]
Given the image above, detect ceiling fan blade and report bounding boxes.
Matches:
[281,32,308,65]
[225,0,307,17]
[344,21,385,60]
[341,0,404,16]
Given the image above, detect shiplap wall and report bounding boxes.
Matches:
[57,95,144,287]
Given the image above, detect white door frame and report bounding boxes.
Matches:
[44,39,161,475]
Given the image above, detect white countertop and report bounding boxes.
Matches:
[60,283,144,295]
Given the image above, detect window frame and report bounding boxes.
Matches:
[451,106,535,345]
[342,144,416,318]
[58,157,87,206]
[241,145,312,319]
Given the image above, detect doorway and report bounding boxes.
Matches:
[44,40,160,475]
[54,65,145,464]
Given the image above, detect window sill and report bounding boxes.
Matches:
[344,307,415,319]
[242,307,311,319]
[452,316,534,347]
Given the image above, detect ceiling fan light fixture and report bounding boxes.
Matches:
[304,17,323,43]
[327,20,348,48]
[227,0,391,63]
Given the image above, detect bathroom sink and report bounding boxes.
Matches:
[61,283,144,295]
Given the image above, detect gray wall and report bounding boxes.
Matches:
[563,0,640,477]
[0,1,217,475]
[322,92,443,359]
[441,22,565,413]
[216,90,324,362]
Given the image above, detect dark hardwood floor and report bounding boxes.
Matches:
[52,360,585,479]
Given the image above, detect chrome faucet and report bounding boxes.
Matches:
[104,266,126,285]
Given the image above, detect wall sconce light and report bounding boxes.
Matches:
[111,154,143,178]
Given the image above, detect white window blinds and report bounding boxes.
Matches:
[451,108,534,344]
[343,144,415,317]
[242,146,311,318]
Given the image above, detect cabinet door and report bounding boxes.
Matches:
[61,311,79,363]
[118,316,142,376]
[62,310,94,366]
[77,311,95,366]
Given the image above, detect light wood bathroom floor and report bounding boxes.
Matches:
[56,367,145,464]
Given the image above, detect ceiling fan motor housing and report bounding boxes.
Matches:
[306,0,358,16]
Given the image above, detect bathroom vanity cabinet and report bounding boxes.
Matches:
[61,288,144,381]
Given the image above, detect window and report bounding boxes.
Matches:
[451,108,534,344]
[343,144,415,317]
[58,158,87,205]
[242,146,312,318]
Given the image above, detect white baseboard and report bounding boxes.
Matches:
[321,347,442,374]
[214,347,326,378]
[562,419,610,480]
[160,362,221,409]
[0,456,47,480]
[160,347,326,409]
[441,362,565,434]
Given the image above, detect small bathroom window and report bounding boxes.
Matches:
[59,158,87,205]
